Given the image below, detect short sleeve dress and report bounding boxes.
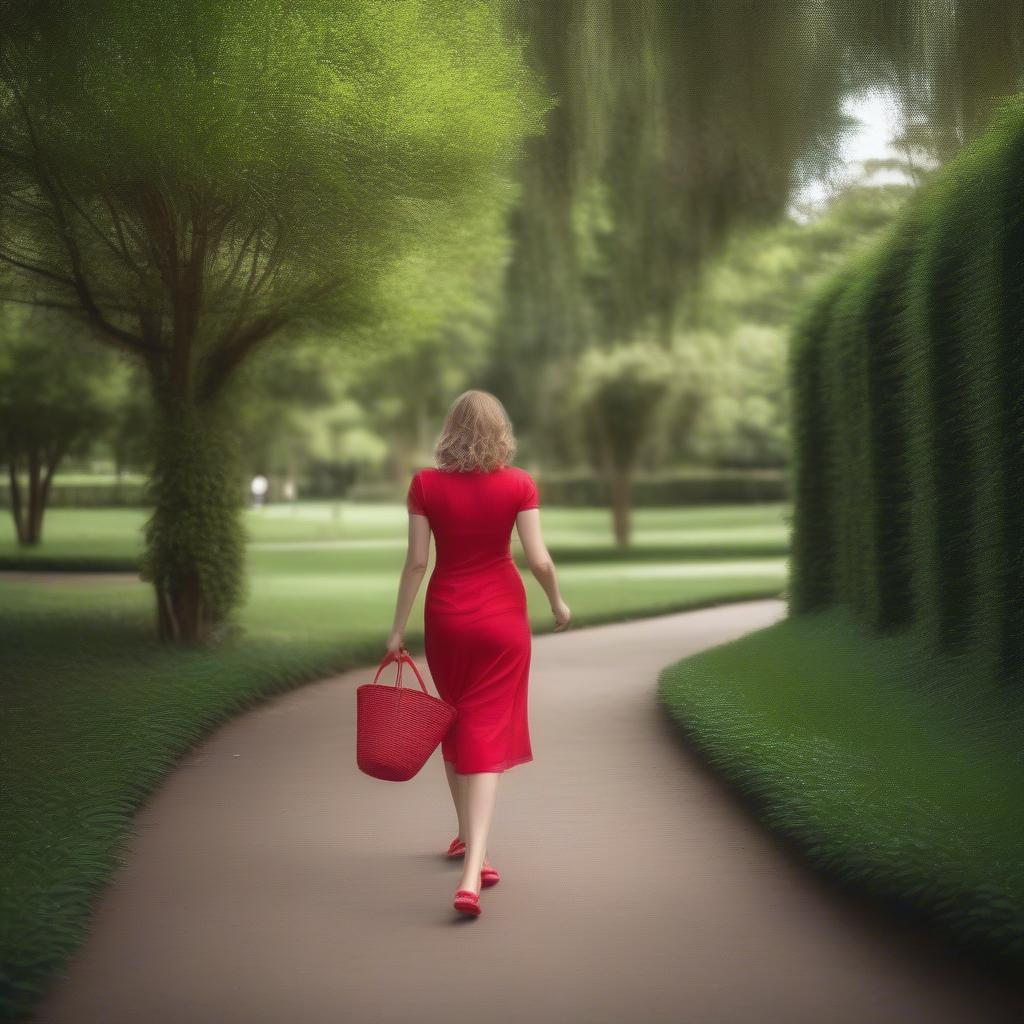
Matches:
[406,464,540,773]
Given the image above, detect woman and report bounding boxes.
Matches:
[386,390,571,918]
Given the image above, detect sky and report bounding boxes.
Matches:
[787,87,934,219]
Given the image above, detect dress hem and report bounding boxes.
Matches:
[443,753,533,774]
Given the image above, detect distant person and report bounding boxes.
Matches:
[386,389,571,918]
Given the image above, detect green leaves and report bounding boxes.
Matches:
[0,0,549,367]
[789,91,1024,681]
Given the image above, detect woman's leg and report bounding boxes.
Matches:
[444,759,467,841]
[457,771,499,895]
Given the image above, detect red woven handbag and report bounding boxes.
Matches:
[356,650,457,781]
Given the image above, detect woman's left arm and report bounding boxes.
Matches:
[386,512,431,655]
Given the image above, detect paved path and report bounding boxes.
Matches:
[34,600,1024,1024]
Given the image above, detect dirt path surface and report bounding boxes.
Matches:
[34,599,1024,1024]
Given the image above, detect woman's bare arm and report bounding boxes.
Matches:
[515,508,571,631]
[387,512,431,653]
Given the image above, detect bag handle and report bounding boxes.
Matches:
[372,649,429,695]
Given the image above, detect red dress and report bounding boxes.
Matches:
[406,464,539,773]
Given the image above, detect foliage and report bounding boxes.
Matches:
[572,341,677,474]
[0,303,126,542]
[140,400,247,640]
[0,0,549,638]
[490,1,1024,445]
[846,229,918,630]
[788,90,1024,683]
[671,178,917,469]
[786,272,847,614]
[658,607,1024,973]
[0,505,785,1018]
[569,339,679,547]
[530,470,787,510]
[0,0,549,380]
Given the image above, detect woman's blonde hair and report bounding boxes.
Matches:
[433,390,517,472]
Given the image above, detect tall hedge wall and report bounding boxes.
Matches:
[859,218,918,631]
[788,91,1024,685]
[787,271,849,613]
[966,106,1024,685]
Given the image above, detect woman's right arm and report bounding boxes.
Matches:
[515,509,571,631]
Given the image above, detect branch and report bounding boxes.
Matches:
[206,215,264,310]
[0,247,78,289]
[4,73,157,356]
[52,174,147,281]
[198,274,343,404]
[4,187,51,216]
[198,311,285,403]
[7,459,25,541]
[0,141,31,168]
[0,290,147,318]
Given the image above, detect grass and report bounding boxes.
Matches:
[0,501,792,570]
[0,501,787,1022]
[657,607,1024,973]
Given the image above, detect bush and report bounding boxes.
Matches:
[0,481,147,509]
[858,217,918,631]
[824,258,875,620]
[903,163,981,654]
[957,103,1024,685]
[789,90,1024,685]
[501,469,786,508]
[787,272,848,613]
[140,402,247,642]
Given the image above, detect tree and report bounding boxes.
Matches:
[571,340,677,548]
[0,303,120,544]
[668,173,918,468]
[491,1,1024,452]
[0,0,548,642]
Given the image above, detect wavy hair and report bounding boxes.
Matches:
[433,390,517,473]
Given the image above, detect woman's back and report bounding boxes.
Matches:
[407,465,539,577]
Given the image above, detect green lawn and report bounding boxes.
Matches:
[657,608,1024,973]
[0,500,791,567]
[0,501,787,1022]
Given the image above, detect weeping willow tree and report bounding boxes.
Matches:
[490,0,1024,449]
[0,0,548,643]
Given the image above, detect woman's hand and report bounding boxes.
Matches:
[385,631,407,658]
[551,600,572,631]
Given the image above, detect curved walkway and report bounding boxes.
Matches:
[35,600,1024,1024]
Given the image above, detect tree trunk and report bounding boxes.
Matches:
[22,450,61,545]
[8,460,27,544]
[608,468,632,549]
[20,452,42,545]
[142,398,245,645]
[8,447,64,546]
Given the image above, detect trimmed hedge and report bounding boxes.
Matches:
[657,609,1024,975]
[963,108,1024,686]
[903,164,980,653]
[787,273,848,613]
[353,469,788,508]
[859,221,917,632]
[0,482,147,509]
[825,259,875,621]
[790,91,1024,685]
[537,470,787,507]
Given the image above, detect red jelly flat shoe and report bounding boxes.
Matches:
[481,862,500,888]
[453,889,481,917]
[447,836,466,858]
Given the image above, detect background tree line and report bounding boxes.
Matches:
[2,0,1023,642]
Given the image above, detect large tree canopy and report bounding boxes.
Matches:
[0,0,546,404]
[0,0,548,642]
[489,0,1024,441]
